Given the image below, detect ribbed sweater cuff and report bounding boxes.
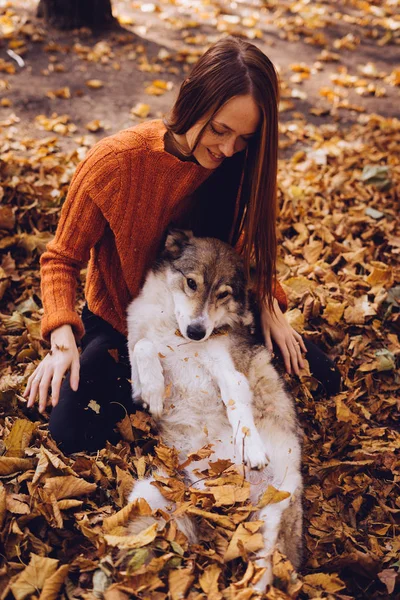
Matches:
[41,309,85,342]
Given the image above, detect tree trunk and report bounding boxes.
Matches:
[37,0,118,31]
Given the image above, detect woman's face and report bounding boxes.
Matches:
[185,94,260,169]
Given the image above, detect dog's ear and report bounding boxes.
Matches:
[163,229,193,259]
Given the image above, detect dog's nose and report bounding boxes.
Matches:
[187,324,206,341]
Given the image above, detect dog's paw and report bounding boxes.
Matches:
[238,427,269,470]
[243,443,270,470]
[142,389,164,419]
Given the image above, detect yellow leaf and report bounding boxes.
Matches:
[145,80,173,96]
[39,564,69,600]
[57,499,83,510]
[155,443,179,472]
[131,102,151,118]
[284,276,318,295]
[116,414,135,442]
[304,240,324,264]
[46,87,71,99]
[199,564,221,597]
[335,397,358,424]
[224,522,265,562]
[104,521,158,548]
[187,506,236,530]
[257,485,290,508]
[303,572,346,594]
[0,456,33,475]
[85,119,103,132]
[168,567,194,600]
[10,553,59,600]
[366,262,392,287]
[211,484,250,506]
[44,475,97,499]
[322,302,346,326]
[4,419,36,458]
[86,79,104,89]
[0,482,6,529]
[103,499,152,533]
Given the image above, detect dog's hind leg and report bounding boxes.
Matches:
[132,339,165,418]
[250,425,303,591]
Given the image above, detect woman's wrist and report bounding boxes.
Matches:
[50,324,76,350]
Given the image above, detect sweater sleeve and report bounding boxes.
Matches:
[40,142,120,341]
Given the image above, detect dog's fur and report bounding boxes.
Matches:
[127,230,303,588]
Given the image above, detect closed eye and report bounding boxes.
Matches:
[217,291,229,300]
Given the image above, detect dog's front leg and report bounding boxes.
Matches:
[208,353,268,469]
[131,339,165,418]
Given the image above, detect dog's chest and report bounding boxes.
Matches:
[147,330,228,408]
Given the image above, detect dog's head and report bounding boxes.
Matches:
[159,229,253,342]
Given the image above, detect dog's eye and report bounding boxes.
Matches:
[186,278,197,291]
[217,291,229,300]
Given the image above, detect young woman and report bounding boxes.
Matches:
[24,36,340,453]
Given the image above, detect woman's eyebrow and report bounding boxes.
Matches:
[213,119,257,137]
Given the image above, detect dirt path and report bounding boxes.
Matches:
[1,0,399,155]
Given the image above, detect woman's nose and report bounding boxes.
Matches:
[220,136,236,157]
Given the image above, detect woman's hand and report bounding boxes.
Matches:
[261,298,307,376]
[24,324,80,413]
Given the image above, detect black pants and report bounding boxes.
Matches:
[49,306,341,454]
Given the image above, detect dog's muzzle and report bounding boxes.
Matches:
[186,323,206,341]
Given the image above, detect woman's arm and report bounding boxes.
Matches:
[261,297,307,376]
[25,141,120,409]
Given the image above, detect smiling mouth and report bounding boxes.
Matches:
[207,148,224,161]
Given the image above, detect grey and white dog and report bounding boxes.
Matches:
[127,230,303,588]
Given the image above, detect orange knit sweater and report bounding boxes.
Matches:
[40,120,287,341]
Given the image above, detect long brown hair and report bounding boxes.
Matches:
[164,36,279,308]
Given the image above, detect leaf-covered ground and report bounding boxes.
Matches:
[0,1,399,599]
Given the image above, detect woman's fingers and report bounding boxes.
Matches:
[70,358,80,392]
[27,372,41,408]
[293,329,307,355]
[38,369,53,413]
[51,374,63,407]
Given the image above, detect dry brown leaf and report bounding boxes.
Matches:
[303,572,346,594]
[335,397,358,424]
[224,521,265,561]
[131,103,151,118]
[168,567,194,600]
[44,475,97,499]
[86,79,104,89]
[5,418,37,457]
[257,485,291,508]
[103,499,152,533]
[187,506,236,530]
[104,521,158,548]
[199,563,222,598]
[0,482,6,529]
[211,484,250,506]
[39,564,69,600]
[0,456,33,475]
[116,414,135,442]
[9,553,59,600]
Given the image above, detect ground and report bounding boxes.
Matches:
[0,1,399,599]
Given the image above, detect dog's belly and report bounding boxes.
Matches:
[148,333,238,461]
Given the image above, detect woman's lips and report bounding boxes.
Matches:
[207,148,224,162]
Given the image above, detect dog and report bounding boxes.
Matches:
[127,230,303,588]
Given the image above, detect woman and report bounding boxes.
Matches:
[24,36,340,453]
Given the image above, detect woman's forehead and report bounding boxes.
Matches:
[213,95,260,134]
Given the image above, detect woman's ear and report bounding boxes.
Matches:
[163,229,193,259]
